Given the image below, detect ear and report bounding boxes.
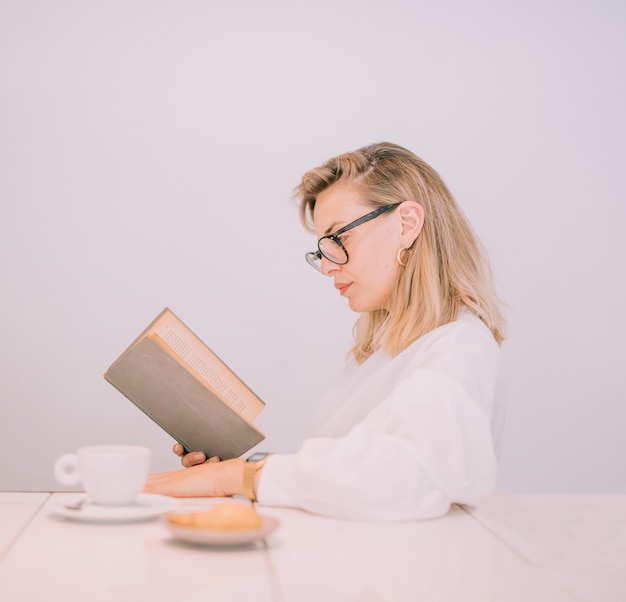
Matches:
[398,201,424,248]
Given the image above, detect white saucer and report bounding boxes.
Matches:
[50,494,179,523]
[163,516,280,547]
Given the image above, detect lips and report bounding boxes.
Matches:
[335,282,352,296]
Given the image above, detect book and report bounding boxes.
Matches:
[104,308,265,460]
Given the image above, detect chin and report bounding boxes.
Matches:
[347,298,376,313]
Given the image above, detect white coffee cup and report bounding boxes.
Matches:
[54,445,151,506]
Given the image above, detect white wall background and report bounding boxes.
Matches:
[1,0,624,493]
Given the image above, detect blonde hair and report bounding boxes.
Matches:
[295,142,507,363]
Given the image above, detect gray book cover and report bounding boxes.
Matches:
[105,336,265,459]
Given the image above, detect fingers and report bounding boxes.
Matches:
[181,451,206,467]
[173,444,220,468]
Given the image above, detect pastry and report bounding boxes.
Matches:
[167,502,263,531]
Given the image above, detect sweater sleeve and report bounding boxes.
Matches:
[256,368,497,521]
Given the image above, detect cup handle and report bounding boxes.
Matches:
[54,453,81,486]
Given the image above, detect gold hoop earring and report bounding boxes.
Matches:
[397,247,409,267]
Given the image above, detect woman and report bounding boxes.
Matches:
[146,142,507,521]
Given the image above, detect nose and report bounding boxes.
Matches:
[320,256,340,277]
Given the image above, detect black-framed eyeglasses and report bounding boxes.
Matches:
[305,203,401,271]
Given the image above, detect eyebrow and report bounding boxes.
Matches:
[323,221,343,236]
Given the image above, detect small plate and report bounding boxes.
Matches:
[50,494,179,523]
[163,515,280,547]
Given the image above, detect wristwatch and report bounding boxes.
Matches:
[242,452,272,502]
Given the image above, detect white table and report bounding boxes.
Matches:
[467,494,626,602]
[0,492,623,601]
[0,492,50,557]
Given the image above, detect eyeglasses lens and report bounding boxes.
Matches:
[319,238,348,264]
[306,252,322,271]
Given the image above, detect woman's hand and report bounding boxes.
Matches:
[145,457,246,498]
[173,443,220,468]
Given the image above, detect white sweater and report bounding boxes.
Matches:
[257,311,505,521]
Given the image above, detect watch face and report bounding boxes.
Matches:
[247,452,271,462]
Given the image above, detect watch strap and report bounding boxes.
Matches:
[242,453,272,501]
